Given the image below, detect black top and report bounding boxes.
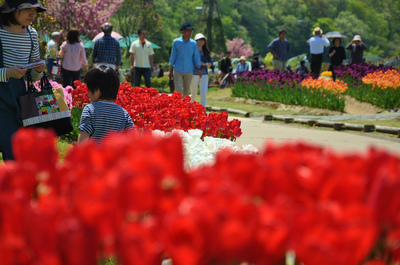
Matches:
[346,42,367,64]
[328,45,346,66]
[220,57,232,73]
[158,68,164,78]
[296,65,308,74]
[252,58,261,70]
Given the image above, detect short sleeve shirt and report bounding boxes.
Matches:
[129,39,154,68]
[79,101,134,142]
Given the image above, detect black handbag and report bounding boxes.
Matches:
[17,71,73,136]
[169,77,175,93]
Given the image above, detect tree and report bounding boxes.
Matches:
[311,17,342,35]
[113,0,162,40]
[226,38,253,58]
[42,0,123,38]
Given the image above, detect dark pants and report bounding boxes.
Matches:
[328,64,338,81]
[46,58,55,78]
[134,67,151,88]
[310,53,323,77]
[62,67,81,89]
[0,78,26,160]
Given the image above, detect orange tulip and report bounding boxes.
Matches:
[362,69,400,90]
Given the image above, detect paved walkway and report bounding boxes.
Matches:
[280,112,400,121]
[234,117,400,156]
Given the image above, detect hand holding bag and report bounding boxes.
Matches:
[17,71,73,136]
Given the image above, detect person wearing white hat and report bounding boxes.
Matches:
[190,33,213,107]
[346,35,367,64]
[0,0,47,160]
[308,27,330,76]
[235,56,249,76]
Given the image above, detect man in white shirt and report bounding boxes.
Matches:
[129,28,155,88]
[308,27,330,77]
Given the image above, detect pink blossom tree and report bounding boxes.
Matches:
[41,0,123,38]
[226,38,254,59]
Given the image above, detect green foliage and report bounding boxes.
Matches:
[150,77,169,90]
[232,81,346,111]
[61,106,83,143]
[311,17,342,35]
[113,0,400,63]
[343,77,400,109]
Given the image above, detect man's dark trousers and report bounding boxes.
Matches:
[134,67,151,88]
[310,53,323,76]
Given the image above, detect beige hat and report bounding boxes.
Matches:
[194,33,207,41]
[240,56,246,61]
[313,27,323,35]
[353,35,362,41]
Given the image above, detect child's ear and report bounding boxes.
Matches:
[94,89,102,99]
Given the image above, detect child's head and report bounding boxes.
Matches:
[300,59,306,66]
[84,65,120,102]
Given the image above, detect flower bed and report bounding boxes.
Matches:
[334,63,393,80]
[1,128,399,265]
[69,81,242,141]
[334,63,400,109]
[232,70,346,111]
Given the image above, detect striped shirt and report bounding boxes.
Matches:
[0,26,41,82]
[79,101,134,142]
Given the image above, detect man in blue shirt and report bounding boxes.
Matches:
[268,29,290,71]
[169,22,201,97]
[308,27,330,76]
[92,23,122,71]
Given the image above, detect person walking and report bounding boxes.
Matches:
[46,31,60,78]
[268,29,290,71]
[308,27,330,77]
[92,23,122,71]
[0,0,47,160]
[346,35,367,65]
[59,29,88,89]
[328,38,346,80]
[169,22,201,97]
[129,28,154,88]
[190,33,213,107]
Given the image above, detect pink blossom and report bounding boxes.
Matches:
[226,38,254,58]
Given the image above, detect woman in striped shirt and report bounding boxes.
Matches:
[0,0,46,160]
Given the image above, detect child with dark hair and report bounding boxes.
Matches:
[296,60,309,74]
[78,65,134,143]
